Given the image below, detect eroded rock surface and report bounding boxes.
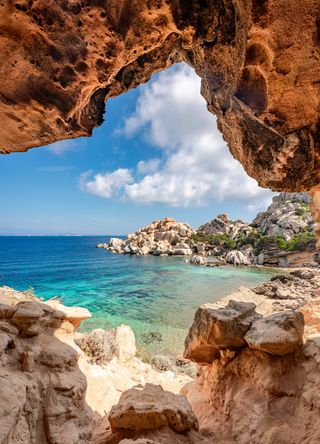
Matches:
[182,285,320,443]
[184,300,261,363]
[244,310,304,356]
[109,383,198,433]
[0,288,93,444]
[252,192,314,240]
[0,1,319,193]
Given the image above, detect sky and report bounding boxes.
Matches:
[0,63,273,235]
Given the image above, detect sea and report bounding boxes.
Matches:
[0,236,278,357]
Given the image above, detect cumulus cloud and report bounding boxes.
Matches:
[137,158,161,174]
[81,63,273,209]
[79,168,133,198]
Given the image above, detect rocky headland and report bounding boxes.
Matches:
[98,217,195,257]
[2,268,320,443]
[99,193,317,268]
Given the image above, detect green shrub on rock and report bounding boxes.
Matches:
[191,232,236,249]
[295,201,309,218]
[285,231,316,251]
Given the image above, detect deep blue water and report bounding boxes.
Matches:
[0,236,278,356]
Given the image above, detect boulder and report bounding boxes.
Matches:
[108,384,199,433]
[244,311,304,356]
[113,325,136,363]
[198,214,254,240]
[173,243,193,256]
[226,250,251,266]
[152,241,172,256]
[252,193,314,240]
[184,300,261,363]
[104,219,195,256]
[11,301,45,337]
[195,243,206,254]
[190,255,207,266]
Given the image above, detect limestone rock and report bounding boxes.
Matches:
[108,384,199,433]
[184,300,260,363]
[244,311,304,356]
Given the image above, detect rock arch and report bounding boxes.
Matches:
[0,0,319,194]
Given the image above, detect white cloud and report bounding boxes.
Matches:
[79,168,133,198]
[137,158,161,174]
[81,63,273,209]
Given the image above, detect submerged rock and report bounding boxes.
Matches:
[141,331,163,345]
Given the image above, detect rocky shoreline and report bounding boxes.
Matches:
[1,267,320,442]
[98,193,318,269]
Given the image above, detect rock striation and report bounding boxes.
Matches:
[100,217,194,256]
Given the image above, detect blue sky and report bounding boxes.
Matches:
[0,64,273,235]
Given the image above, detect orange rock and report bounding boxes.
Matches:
[0,1,319,193]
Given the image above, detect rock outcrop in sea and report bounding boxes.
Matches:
[98,217,195,256]
[99,193,317,268]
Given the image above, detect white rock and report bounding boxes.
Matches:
[114,325,136,363]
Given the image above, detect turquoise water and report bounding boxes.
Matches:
[0,236,278,357]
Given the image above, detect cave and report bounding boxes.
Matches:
[1,0,320,443]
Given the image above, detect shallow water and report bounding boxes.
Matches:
[0,236,278,356]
